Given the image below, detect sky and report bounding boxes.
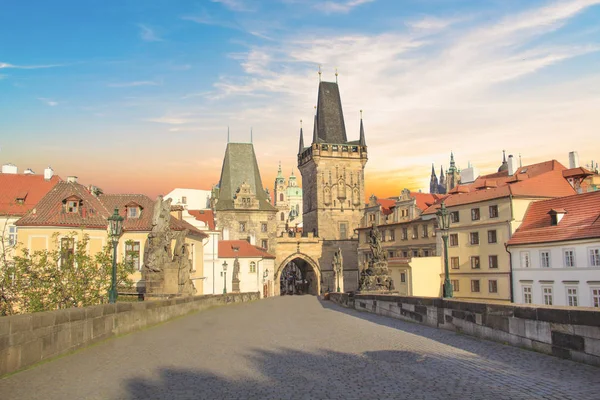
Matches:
[1,0,600,199]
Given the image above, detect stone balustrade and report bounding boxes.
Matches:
[328,292,600,367]
[0,292,259,376]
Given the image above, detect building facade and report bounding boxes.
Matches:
[15,179,207,294]
[218,240,275,298]
[423,157,577,302]
[508,191,600,307]
[357,189,441,296]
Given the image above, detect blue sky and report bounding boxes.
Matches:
[1,0,599,197]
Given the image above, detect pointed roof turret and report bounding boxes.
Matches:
[298,122,305,154]
[359,110,366,146]
[449,151,457,172]
[498,150,509,172]
[312,113,319,144]
[431,163,436,177]
[277,162,284,178]
[440,165,445,178]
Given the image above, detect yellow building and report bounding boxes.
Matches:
[15,178,206,294]
[423,158,577,302]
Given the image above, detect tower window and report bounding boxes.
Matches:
[280,193,284,201]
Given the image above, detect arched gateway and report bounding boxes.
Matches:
[275,252,321,296]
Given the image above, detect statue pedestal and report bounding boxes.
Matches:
[358,261,393,293]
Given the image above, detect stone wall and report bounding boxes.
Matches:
[0,292,259,376]
[328,293,600,367]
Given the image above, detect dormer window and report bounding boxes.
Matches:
[549,208,567,226]
[125,201,142,219]
[128,207,139,219]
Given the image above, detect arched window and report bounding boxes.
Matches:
[280,212,285,221]
[279,193,284,201]
[250,261,256,273]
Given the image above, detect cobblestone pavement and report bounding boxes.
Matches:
[2,296,600,400]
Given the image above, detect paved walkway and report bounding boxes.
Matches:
[1,296,599,399]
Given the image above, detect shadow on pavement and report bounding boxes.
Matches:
[124,347,599,400]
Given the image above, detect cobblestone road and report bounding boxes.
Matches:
[1,296,599,399]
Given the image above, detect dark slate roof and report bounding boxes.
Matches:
[315,81,348,144]
[215,142,276,211]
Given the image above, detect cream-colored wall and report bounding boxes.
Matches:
[0,216,19,259]
[388,264,410,296]
[410,257,443,297]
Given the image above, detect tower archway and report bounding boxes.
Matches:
[275,253,321,296]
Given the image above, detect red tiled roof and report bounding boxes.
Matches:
[423,160,576,214]
[16,181,110,228]
[0,173,61,216]
[218,240,275,259]
[16,184,208,239]
[507,191,600,246]
[411,192,439,211]
[563,167,593,179]
[188,209,216,230]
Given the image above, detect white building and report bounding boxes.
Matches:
[508,191,600,307]
[164,188,211,210]
[218,240,275,298]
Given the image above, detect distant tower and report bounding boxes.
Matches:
[298,80,368,239]
[429,164,439,194]
[498,150,508,172]
[447,152,461,191]
[438,165,446,194]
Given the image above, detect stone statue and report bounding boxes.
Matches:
[144,196,173,273]
[358,225,393,293]
[232,257,241,293]
[368,225,386,262]
[143,196,196,297]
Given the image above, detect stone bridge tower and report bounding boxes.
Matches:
[291,80,368,292]
[298,81,368,240]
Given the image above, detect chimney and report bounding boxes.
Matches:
[24,168,35,175]
[66,176,78,183]
[568,151,579,169]
[508,155,517,176]
[1,163,18,174]
[44,167,54,181]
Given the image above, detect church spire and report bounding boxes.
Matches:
[431,163,436,176]
[359,110,366,146]
[298,120,304,154]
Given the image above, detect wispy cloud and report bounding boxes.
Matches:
[147,115,194,125]
[0,62,63,69]
[138,24,163,42]
[108,81,159,88]
[314,0,375,14]
[37,97,58,106]
[199,0,600,193]
[211,0,254,12]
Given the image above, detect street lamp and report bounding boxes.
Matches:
[222,260,228,294]
[108,207,124,304]
[436,201,453,298]
[335,264,341,293]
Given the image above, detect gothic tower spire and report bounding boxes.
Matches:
[359,110,366,146]
[298,120,304,154]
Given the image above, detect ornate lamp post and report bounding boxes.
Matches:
[222,260,228,294]
[335,263,342,293]
[436,201,453,298]
[108,208,124,304]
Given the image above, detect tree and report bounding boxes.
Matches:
[0,231,136,315]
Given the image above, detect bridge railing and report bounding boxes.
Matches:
[0,292,259,377]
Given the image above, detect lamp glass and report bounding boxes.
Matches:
[108,208,124,240]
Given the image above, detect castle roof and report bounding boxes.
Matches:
[215,142,276,212]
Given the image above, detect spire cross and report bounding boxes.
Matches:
[360,109,363,119]
[300,119,303,128]
[335,67,338,83]
[318,65,322,82]
[227,126,230,143]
